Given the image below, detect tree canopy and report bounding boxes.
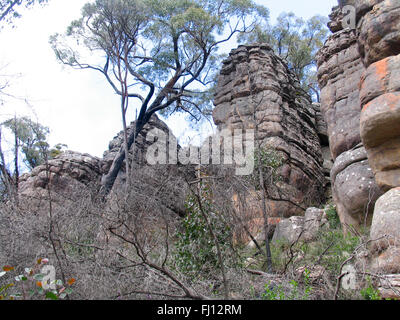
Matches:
[2,116,50,170]
[0,0,48,27]
[50,0,269,193]
[238,12,329,101]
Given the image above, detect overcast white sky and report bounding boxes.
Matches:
[0,0,337,159]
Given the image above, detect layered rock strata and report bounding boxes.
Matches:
[213,44,326,220]
[316,5,383,231]
[320,0,400,298]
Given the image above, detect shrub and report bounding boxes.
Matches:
[173,184,234,281]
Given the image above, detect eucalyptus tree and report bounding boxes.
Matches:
[50,0,269,194]
[239,12,329,101]
[0,0,48,26]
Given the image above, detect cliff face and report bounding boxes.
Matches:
[213,44,327,218]
[318,0,400,296]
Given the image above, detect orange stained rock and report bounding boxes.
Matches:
[362,92,400,113]
[361,58,389,93]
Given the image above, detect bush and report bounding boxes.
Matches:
[325,204,341,229]
[360,277,381,300]
[261,268,312,300]
[173,184,234,281]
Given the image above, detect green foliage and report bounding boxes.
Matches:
[325,204,341,229]
[360,277,382,300]
[261,270,312,300]
[51,0,269,123]
[3,116,50,169]
[49,143,68,159]
[174,184,233,280]
[239,12,329,101]
[0,0,49,27]
[251,147,285,189]
[267,215,360,286]
[1,117,67,170]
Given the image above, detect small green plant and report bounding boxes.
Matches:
[261,270,313,301]
[174,184,234,280]
[0,259,75,300]
[302,267,313,300]
[251,147,285,189]
[360,277,381,300]
[261,282,286,300]
[325,204,341,229]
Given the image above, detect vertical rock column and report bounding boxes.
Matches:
[358,0,400,190]
[316,11,382,230]
[213,44,326,219]
[355,0,400,288]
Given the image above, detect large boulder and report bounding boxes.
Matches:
[19,150,102,209]
[102,114,194,217]
[330,144,382,230]
[272,216,305,244]
[271,207,327,244]
[370,187,400,253]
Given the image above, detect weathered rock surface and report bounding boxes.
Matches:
[355,1,400,192]
[271,207,327,244]
[316,22,380,229]
[303,207,328,242]
[323,0,400,295]
[19,151,102,201]
[272,216,305,244]
[317,28,365,159]
[370,187,400,252]
[330,144,382,230]
[18,115,193,217]
[213,44,326,219]
[359,55,400,190]
[357,0,400,67]
[317,0,400,231]
[377,274,400,299]
[102,114,193,216]
[369,187,400,298]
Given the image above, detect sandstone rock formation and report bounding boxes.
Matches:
[358,2,400,190]
[370,188,400,271]
[316,5,383,231]
[271,207,327,244]
[102,114,193,217]
[319,0,400,298]
[18,115,192,217]
[19,151,102,206]
[213,44,326,219]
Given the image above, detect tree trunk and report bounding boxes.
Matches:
[100,119,145,195]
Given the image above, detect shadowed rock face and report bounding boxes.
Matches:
[213,44,326,219]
